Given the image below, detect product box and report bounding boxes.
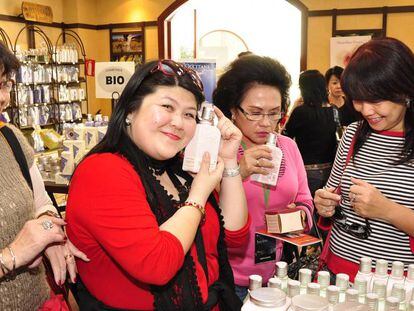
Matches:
[265,208,304,234]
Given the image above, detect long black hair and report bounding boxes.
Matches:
[213,55,291,119]
[0,42,20,78]
[342,37,414,164]
[89,60,204,156]
[299,69,329,108]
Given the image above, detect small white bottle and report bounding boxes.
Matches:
[287,279,300,298]
[345,288,359,303]
[366,293,379,311]
[299,268,313,295]
[327,285,340,308]
[268,277,282,289]
[356,257,373,285]
[370,259,389,292]
[386,261,405,298]
[384,296,400,311]
[275,261,289,293]
[373,279,387,311]
[390,283,406,311]
[250,133,283,186]
[317,270,330,298]
[307,282,321,296]
[405,264,414,304]
[183,103,221,173]
[353,275,368,304]
[335,273,349,303]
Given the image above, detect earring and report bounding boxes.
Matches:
[406,98,411,108]
[231,114,235,122]
[125,118,131,126]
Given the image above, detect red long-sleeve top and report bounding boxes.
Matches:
[66,153,250,310]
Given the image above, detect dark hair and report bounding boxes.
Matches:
[237,51,253,58]
[299,70,328,107]
[341,37,414,163]
[0,42,20,78]
[325,66,344,83]
[213,55,291,118]
[88,60,204,155]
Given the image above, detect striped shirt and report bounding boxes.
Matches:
[326,122,414,269]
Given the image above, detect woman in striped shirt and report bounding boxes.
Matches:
[314,37,414,281]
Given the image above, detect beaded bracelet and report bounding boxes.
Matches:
[223,165,240,178]
[178,201,206,224]
[6,246,16,279]
[0,246,16,280]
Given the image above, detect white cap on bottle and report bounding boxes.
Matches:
[375,259,389,276]
[366,292,379,311]
[275,261,287,279]
[345,288,359,303]
[268,277,282,289]
[317,271,330,289]
[288,279,300,298]
[391,283,406,302]
[385,296,400,310]
[335,273,349,291]
[299,268,312,286]
[359,257,372,274]
[327,285,340,305]
[391,261,404,278]
[373,279,387,299]
[249,274,262,291]
[307,282,321,296]
[354,275,368,295]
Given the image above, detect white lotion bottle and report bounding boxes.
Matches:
[386,261,405,298]
[405,264,414,307]
[183,103,221,173]
[356,257,373,284]
[250,132,282,186]
[370,259,389,292]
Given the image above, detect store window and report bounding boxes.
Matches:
[168,0,302,102]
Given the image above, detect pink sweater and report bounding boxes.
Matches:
[228,134,313,286]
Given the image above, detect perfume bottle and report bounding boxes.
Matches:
[183,103,221,173]
[356,257,373,284]
[370,259,389,292]
[250,133,283,186]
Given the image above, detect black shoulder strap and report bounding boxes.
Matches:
[0,125,33,190]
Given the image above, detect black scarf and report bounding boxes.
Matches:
[118,135,241,311]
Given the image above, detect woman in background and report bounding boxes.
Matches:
[284,70,337,197]
[214,55,313,301]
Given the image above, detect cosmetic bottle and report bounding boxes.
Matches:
[318,271,330,298]
[327,285,340,308]
[390,283,406,311]
[386,261,405,298]
[354,275,368,304]
[356,257,373,285]
[335,273,349,303]
[366,293,379,311]
[372,279,387,311]
[275,261,289,292]
[242,287,290,311]
[307,282,321,296]
[250,132,283,186]
[405,264,414,304]
[384,297,400,311]
[249,275,263,292]
[268,277,282,289]
[370,259,389,292]
[287,280,300,298]
[183,103,221,173]
[345,288,359,303]
[299,268,313,295]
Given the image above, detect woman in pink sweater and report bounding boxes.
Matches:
[213,55,314,301]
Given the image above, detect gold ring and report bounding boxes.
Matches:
[64,254,74,260]
[256,159,260,167]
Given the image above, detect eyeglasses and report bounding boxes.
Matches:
[0,80,12,93]
[332,187,372,239]
[237,106,282,122]
[150,59,204,92]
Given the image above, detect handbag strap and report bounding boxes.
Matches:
[0,124,33,190]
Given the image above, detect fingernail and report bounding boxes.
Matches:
[74,277,77,283]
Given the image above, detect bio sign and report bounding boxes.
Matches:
[95,62,135,99]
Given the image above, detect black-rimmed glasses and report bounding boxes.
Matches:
[237,106,282,122]
[150,59,204,92]
[332,187,372,240]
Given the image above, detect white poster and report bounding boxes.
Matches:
[95,62,135,99]
[330,36,371,68]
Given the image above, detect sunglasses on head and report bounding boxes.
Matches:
[150,59,204,92]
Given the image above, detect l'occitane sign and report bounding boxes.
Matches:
[22,2,53,23]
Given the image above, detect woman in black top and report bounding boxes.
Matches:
[285,70,337,197]
[325,66,358,128]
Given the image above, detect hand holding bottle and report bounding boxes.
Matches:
[188,152,224,206]
[239,145,274,179]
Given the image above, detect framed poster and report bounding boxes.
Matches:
[110,31,144,64]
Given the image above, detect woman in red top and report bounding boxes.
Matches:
[66,60,250,310]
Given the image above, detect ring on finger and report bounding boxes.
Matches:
[64,254,74,262]
[41,220,54,230]
[256,159,260,167]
